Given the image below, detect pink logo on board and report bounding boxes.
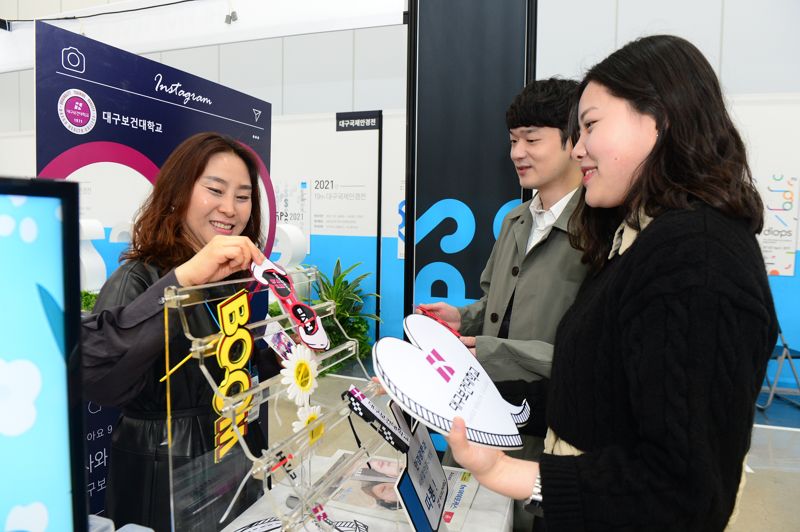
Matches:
[426,349,455,383]
[57,88,96,135]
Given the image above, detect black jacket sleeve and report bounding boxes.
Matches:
[81,262,181,406]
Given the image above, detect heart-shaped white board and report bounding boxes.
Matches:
[372,314,523,449]
[404,314,531,427]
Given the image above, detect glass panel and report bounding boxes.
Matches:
[162,266,397,530]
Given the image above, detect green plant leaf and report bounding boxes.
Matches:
[81,290,99,312]
[347,272,372,291]
[338,262,361,279]
[313,259,379,363]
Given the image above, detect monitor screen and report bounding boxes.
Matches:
[0,177,85,532]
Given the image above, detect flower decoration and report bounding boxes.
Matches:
[292,404,325,445]
[280,344,320,405]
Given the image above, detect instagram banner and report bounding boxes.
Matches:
[34,20,276,515]
[34,21,276,262]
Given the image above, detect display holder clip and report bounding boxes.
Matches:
[342,385,410,453]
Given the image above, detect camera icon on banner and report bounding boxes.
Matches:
[62,47,86,73]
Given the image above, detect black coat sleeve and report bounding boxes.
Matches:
[81,262,181,406]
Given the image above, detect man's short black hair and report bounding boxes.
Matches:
[506,77,579,147]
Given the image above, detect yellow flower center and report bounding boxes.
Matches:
[294,360,313,391]
[306,414,324,444]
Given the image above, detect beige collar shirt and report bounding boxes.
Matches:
[608,212,653,259]
[527,188,579,254]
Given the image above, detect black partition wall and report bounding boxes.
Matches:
[404,0,537,314]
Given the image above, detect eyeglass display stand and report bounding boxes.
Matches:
[162,266,401,531]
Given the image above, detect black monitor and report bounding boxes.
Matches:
[0,177,86,532]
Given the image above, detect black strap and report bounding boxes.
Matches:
[498,290,515,339]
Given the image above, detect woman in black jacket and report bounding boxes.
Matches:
[81,132,281,531]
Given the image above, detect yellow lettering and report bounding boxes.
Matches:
[212,289,255,462]
[214,410,249,462]
[217,289,250,337]
[213,369,253,414]
[216,328,253,370]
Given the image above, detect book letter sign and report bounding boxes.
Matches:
[373,314,529,449]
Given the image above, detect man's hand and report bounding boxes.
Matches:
[460,336,477,356]
[416,302,461,332]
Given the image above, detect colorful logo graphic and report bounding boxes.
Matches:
[311,504,328,522]
[426,349,455,383]
[57,89,96,135]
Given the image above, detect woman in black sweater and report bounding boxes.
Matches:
[447,35,777,531]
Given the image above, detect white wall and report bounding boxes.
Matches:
[536,0,800,95]
[0,0,407,143]
[4,0,800,171]
[536,0,800,357]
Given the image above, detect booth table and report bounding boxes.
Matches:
[221,455,513,532]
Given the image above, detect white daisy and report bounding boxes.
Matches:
[280,344,320,405]
[292,404,325,445]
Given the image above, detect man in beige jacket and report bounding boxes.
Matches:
[418,78,587,531]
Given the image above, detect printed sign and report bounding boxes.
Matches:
[336,110,382,132]
[756,173,800,276]
[273,180,311,253]
[730,95,800,276]
[35,21,276,257]
[85,402,118,514]
[411,0,528,308]
[0,180,82,531]
[390,402,447,531]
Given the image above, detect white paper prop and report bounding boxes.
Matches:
[403,314,531,427]
[372,314,524,449]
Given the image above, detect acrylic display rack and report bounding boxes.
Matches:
[161,266,399,531]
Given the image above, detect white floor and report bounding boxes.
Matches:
[729,424,800,531]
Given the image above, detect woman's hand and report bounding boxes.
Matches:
[416,302,462,332]
[447,417,503,478]
[175,235,265,287]
[447,416,540,500]
[371,376,387,395]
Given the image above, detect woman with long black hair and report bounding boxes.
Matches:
[447,35,778,531]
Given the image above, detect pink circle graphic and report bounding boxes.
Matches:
[64,96,91,127]
[39,140,277,253]
[39,141,160,183]
[239,142,277,255]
